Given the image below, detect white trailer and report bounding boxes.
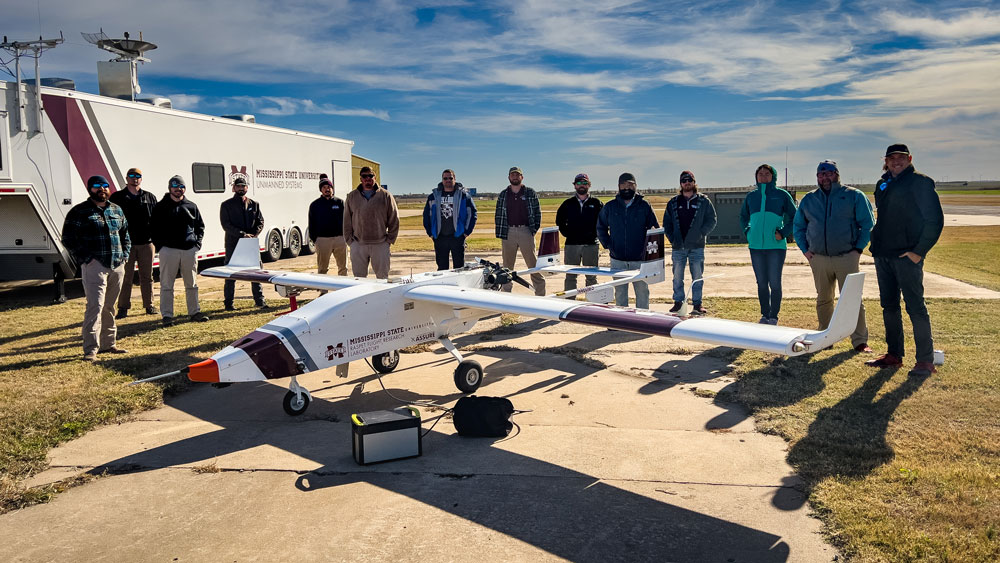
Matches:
[0,63,354,290]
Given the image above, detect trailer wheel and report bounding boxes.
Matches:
[301,230,316,255]
[263,230,283,263]
[282,228,302,259]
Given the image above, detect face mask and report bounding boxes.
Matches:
[620,189,635,200]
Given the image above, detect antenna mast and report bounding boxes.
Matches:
[82,29,157,101]
[1,32,64,133]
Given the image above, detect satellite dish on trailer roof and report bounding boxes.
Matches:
[82,30,157,60]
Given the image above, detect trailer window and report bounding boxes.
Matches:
[192,163,225,193]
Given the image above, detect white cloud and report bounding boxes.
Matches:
[882,9,1000,41]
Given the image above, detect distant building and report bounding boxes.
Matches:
[352,154,381,187]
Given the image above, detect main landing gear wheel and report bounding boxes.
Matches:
[283,390,311,416]
[372,350,400,373]
[454,360,483,394]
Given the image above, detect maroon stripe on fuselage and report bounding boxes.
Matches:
[563,304,681,336]
[229,270,276,283]
[43,94,119,192]
[233,330,300,380]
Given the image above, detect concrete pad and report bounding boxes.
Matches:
[8,323,834,562]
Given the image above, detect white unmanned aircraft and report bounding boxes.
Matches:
[136,227,863,416]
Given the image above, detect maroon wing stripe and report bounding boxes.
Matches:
[43,94,119,192]
[562,304,681,336]
[233,331,300,380]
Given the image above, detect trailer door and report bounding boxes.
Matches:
[332,159,350,193]
[0,108,11,181]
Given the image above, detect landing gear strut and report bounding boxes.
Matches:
[282,376,313,416]
[440,337,483,394]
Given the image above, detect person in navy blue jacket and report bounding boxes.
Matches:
[597,172,659,309]
[423,169,478,270]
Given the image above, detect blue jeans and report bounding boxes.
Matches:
[610,258,649,309]
[749,248,786,319]
[671,248,705,303]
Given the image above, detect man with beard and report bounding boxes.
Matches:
[220,176,266,310]
[555,173,603,291]
[423,169,478,270]
[343,166,399,279]
[309,174,348,277]
[151,175,209,326]
[597,172,660,309]
[494,166,545,295]
[62,175,131,361]
[793,160,874,352]
[663,170,717,314]
[110,167,158,318]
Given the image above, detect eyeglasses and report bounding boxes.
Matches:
[127,173,141,179]
[442,177,454,181]
[169,183,186,189]
[90,183,110,189]
[360,174,375,179]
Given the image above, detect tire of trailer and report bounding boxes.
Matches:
[282,228,302,259]
[263,229,283,262]
[301,229,316,255]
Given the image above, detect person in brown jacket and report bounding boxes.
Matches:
[343,166,399,278]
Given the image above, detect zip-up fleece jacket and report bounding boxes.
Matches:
[739,169,797,250]
[792,182,874,256]
[597,193,659,261]
[494,185,541,239]
[869,165,943,258]
[423,183,478,239]
[108,188,157,245]
[555,195,603,245]
[151,195,205,251]
[663,193,717,250]
[220,195,264,251]
[343,184,400,245]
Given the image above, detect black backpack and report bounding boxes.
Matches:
[453,396,514,437]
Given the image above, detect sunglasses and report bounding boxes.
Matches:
[90,183,110,189]
[575,181,590,186]
[360,174,375,179]
[681,178,695,184]
[127,173,142,179]
[170,183,186,189]
[442,177,455,181]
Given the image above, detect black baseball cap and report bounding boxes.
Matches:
[885,143,910,157]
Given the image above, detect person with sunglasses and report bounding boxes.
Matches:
[220,176,266,310]
[62,175,131,361]
[423,169,478,270]
[343,166,399,279]
[663,170,717,315]
[109,168,159,318]
[555,173,603,291]
[151,175,209,326]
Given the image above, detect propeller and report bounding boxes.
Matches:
[479,259,531,291]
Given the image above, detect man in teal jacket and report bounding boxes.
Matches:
[793,160,874,351]
[739,164,797,324]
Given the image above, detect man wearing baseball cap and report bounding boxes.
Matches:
[555,173,603,291]
[494,166,544,295]
[663,170,717,314]
[865,144,943,376]
[110,167,159,318]
[62,175,131,361]
[220,176,266,310]
[793,160,874,352]
[597,172,660,308]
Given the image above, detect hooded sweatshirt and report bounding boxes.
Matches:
[739,165,797,250]
[151,177,205,251]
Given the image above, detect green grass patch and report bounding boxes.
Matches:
[924,226,1000,291]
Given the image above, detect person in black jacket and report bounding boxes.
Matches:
[865,144,944,377]
[555,173,603,290]
[109,167,159,318]
[663,171,717,314]
[309,175,348,278]
[151,175,209,326]
[220,176,265,310]
[597,172,659,308]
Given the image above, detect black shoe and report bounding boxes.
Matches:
[691,303,707,315]
[162,316,175,327]
[52,295,67,304]
[224,303,236,311]
[145,306,158,315]
[669,301,683,313]
[191,312,211,322]
[255,300,267,309]
[115,310,128,320]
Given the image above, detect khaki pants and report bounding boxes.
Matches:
[563,243,599,290]
[501,226,545,295]
[316,236,348,276]
[159,246,200,318]
[349,241,391,279]
[810,252,868,347]
[81,260,124,355]
[118,242,155,311]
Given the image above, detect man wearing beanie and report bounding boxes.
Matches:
[865,144,943,377]
[62,175,131,361]
[220,176,266,310]
[663,171,717,314]
[555,173,603,291]
[151,175,209,326]
[597,172,659,308]
[793,160,874,351]
[494,166,544,295]
[309,174,348,279]
[110,167,158,318]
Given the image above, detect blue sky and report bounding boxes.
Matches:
[5,0,1000,193]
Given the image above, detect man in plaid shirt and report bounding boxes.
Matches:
[62,175,131,361]
[494,166,544,295]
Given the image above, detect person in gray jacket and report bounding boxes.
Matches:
[663,170,717,314]
[793,160,875,352]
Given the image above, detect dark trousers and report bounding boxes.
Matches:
[224,244,263,305]
[434,236,466,271]
[874,256,934,362]
[749,248,786,319]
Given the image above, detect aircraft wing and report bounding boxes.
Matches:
[200,238,377,292]
[405,272,865,356]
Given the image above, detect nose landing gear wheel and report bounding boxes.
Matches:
[454,360,483,394]
[283,390,311,416]
[372,350,400,373]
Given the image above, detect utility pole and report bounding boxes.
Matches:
[1,32,64,134]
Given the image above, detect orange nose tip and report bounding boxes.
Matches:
[187,359,220,382]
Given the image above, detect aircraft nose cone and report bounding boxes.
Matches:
[187,359,220,382]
